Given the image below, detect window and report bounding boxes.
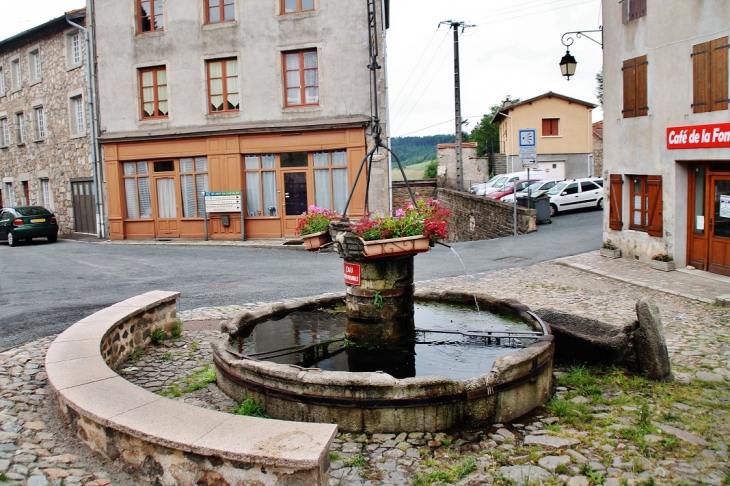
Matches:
[40,179,53,209]
[0,66,5,96]
[180,157,209,217]
[625,0,646,21]
[138,0,163,33]
[16,113,26,144]
[541,118,559,136]
[692,36,729,114]
[69,95,86,135]
[139,67,168,119]
[629,175,662,236]
[1,118,8,147]
[283,50,318,107]
[244,155,278,217]
[122,161,152,218]
[207,59,239,113]
[622,55,648,118]
[21,182,29,205]
[563,183,579,195]
[29,49,41,83]
[10,59,21,91]
[206,0,235,23]
[4,182,15,207]
[314,151,348,214]
[66,31,83,69]
[282,0,314,14]
[34,107,45,140]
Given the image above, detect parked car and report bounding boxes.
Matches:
[0,206,59,247]
[486,179,533,200]
[469,175,502,195]
[501,179,563,203]
[470,170,551,196]
[546,178,604,216]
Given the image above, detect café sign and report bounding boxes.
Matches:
[667,122,730,149]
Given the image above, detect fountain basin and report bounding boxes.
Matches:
[213,289,554,434]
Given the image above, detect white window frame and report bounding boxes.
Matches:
[69,90,86,138]
[10,57,21,91]
[0,66,5,97]
[0,117,8,147]
[3,182,15,207]
[34,106,45,140]
[16,112,26,144]
[40,179,53,209]
[28,46,42,84]
[65,29,83,70]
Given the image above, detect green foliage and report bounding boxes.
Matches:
[0,472,8,481]
[160,352,172,361]
[158,383,182,398]
[150,329,166,345]
[373,291,384,309]
[344,453,365,468]
[129,347,144,361]
[329,451,341,462]
[189,341,199,352]
[390,135,453,168]
[232,398,270,418]
[451,456,476,480]
[423,160,438,179]
[184,364,217,392]
[171,319,184,338]
[468,99,520,157]
[412,470,454,486]
[596,70,604,107]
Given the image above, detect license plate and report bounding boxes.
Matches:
[30,218,46,223]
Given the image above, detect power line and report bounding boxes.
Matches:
[395,115,483,138]
[389,30,445,109]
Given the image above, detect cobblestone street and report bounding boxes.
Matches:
[1,252,729,485]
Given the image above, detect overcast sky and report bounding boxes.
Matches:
[2,0,604,138]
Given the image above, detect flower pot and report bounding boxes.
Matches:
[649,259,675,272]
[301,230,332,252]
[600,248,621,259]
[360,235,431,259]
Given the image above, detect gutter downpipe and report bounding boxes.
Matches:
[66,16,104,239]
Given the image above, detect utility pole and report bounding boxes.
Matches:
[439,20,475,191]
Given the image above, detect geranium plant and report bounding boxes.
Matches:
[652,253,673,262]
[350,198,450,242]
[296,205,335,236]
[602,240,617,250]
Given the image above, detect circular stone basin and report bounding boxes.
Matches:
[213,289,554,434]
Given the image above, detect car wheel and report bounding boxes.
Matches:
[48,234,57,243]
[550,204,558,217]
[7,232,17,247]
[597,198,604,210]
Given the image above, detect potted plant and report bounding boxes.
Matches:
[600,240,621,259]
[296,205,336,251]
[349,199,450,258]
[650,253,675,272]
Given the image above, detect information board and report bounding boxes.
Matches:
[204,191,242,213]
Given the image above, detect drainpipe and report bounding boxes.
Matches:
[66,16,105,239]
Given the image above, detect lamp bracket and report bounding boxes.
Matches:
[561,27,603,49]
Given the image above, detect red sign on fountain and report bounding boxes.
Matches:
[344,262,361,285]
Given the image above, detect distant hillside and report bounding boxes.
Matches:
[389,135,453,168]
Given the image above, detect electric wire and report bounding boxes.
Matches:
[389,29,443,109]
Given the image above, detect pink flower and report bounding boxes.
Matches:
[395,208,406,217]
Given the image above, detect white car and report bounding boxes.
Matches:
[469,175,501,195]
[546,178,604,216]
[501,179,563,204]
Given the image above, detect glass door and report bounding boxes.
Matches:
[154,177,180,237]
[283,172,308,237]
[708,176,730,275]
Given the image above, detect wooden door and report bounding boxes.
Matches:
[71,180,96,234]
[154,177,180,237]
[708,176,730,275]
[282,171,308,237]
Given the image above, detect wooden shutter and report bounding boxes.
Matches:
[622,58,636,118]
[609,174,623,230]
[542,119,551,136]
[636,55,649,116]
[646,175,663,237]
[711,37,729,112]
[629,0,646,21]
[692,41,710,114]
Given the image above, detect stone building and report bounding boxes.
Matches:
[592,120,603,177]
[0,9,101,236]
[435,142,488,190]
[91,0,390,240]
[602,0,730,273]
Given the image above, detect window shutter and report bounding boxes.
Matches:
[542,119,550,136]
[609,174,623,230]
[711,37,729,112]
[692,41,710,114]
[622,58,636,118]
[646,175,663,237]
[629,0,646,21]
[636,55,648,116]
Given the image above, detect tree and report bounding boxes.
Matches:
[596,70,603,107]
[468,99,520,157]
[423,160,438,179]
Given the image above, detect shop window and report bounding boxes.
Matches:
[16,112,26,144]
[122,161,153,219]
[139,66,168,119]
[692,36,729,114]
[541,118,559,136]
[180,157,209,217]
[283,49,318,107]
[313,151,348,214]
[34,106,45,140]
[4,182,14,206]
[1,117,9,147]
[206,0,235,23]
[629,175,662,236]
[40,179,53,209]
[622,55,648,118]
[139,0,164,33]
[207,58,239,113]
[282,0,314,14]
[609,174,624,230]
[244,155,278,217]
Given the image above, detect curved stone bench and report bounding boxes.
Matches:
[45,291,336,486]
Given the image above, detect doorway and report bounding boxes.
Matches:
[154,177,180,237]
[71,180,96,234]
[687,163,730,275]
[282,172,308,237]
[708,175,730,275]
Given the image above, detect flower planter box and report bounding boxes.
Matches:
[600,248,621,259]
[360,235,431,259]
[301,230,332,252]
[649,260,675,272]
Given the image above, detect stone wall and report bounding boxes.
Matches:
[436,143,486,190]
[593,133,604,178]
[392,180,438,210]
[0,15,93,234]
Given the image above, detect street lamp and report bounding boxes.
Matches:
[559,28,603,80]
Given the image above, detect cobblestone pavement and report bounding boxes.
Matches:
[1,252,729,485]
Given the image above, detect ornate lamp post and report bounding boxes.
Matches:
[559,28,603,80]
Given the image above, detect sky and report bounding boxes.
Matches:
[1,0,604,138]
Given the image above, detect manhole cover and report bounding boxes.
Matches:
[493,256,531,264]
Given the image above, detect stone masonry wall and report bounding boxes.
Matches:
[437,143,485,190]
[0,16,92,234]
[392,180,438,211]
[593,133,604,178]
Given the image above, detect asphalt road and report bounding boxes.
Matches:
[0,208,602,352]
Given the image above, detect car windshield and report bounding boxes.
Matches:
[486,175,500,185]
[15,206,52,216]
[491,176,508,188]
[524,182,544,192]
[547,183,568,195]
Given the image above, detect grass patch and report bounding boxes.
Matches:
[329,451,341,462]
[451,456,476,480]
[184,365,217,392]
[171,319,184,338]
[0,472,8,482]
[189,341,199,352]
[343,453,365,468]
[150,328,166,345]
[232,397,270,418]
[158,383,182,398]
[160,352,172,361]
[412,470,454,486]
[544,397,591,425]
[129,347,144,361]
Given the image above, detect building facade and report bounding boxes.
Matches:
[603,0,730,274]
[92,0,390,240]
[0,10,100,235]
[491,92,596,181]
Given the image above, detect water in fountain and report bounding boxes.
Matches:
[449,246,481,313]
